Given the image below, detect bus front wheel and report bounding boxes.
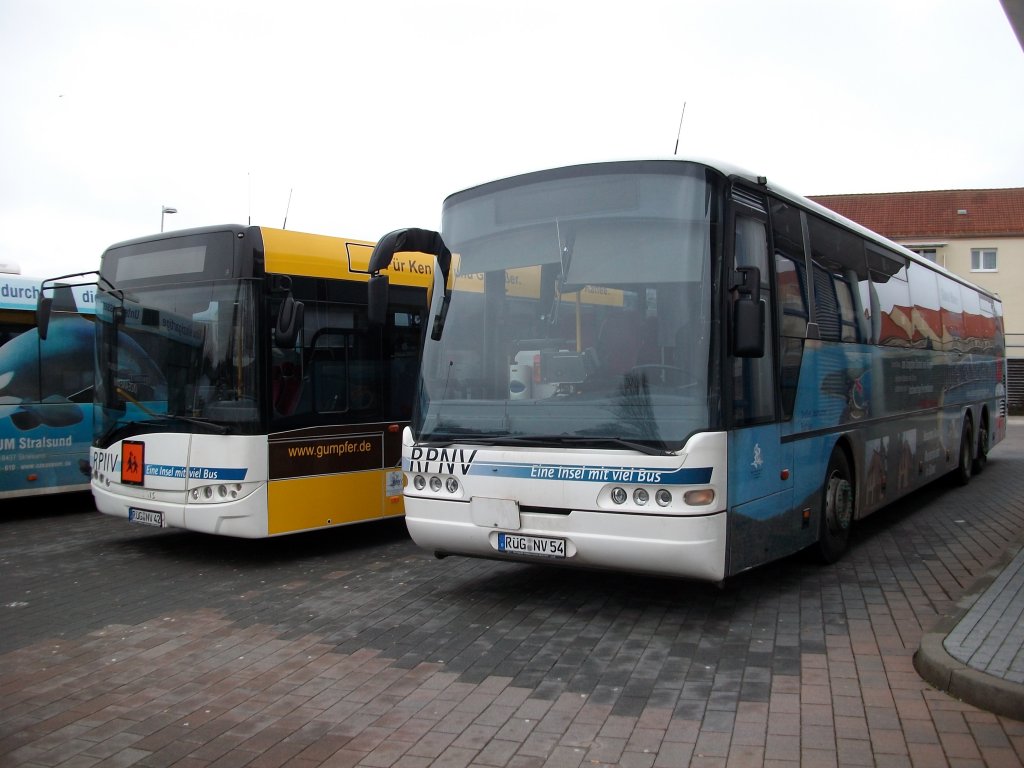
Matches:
[815,449,854,564]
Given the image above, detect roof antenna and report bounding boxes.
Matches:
[283,187,293,230]
[673,102,687,156]
[247,171,252,226]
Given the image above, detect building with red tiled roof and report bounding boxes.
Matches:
[809,188,1024,240]
[809,187,1024,410]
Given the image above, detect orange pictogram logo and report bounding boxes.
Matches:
[122,441,145,485]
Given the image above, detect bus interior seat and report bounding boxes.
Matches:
[595,314,641,375]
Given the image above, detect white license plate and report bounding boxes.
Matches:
[128,508,163,527]
[497,532,566,558]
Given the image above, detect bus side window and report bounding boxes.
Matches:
[775,253,807,419]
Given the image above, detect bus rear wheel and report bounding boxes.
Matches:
[972,421,988,474]
[815,449,854,564]
[953,420,973,487]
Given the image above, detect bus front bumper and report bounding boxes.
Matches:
[405,498,728,582]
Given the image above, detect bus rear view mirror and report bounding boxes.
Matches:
[732,265,765,358]
[275,292,304,349]
[368,273,390,327]
[733,299,765,357]
[36,296,53,341]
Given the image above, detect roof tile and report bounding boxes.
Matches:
[808,188,1024,239]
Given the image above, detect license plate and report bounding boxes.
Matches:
[128,508,163,527]
[497,532,566,558]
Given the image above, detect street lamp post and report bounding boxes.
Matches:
[161,206,178,232]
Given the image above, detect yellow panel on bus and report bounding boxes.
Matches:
[452,261,623,306]
[260,227,434,288]
[267,469,404,535]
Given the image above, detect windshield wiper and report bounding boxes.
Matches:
[116,387,229,434]
[160,413,230,434]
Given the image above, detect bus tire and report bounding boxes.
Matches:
[953,420,973,487]
[972,420,988,474]
[815,449,854,564]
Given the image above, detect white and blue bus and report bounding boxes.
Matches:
[365,158,1006,582]
[0,271,97,499]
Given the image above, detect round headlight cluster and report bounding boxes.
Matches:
[411,474,460,496]
[607,486,714,508]
[189,482,244,503]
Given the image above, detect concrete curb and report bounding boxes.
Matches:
[913,539,1024,721]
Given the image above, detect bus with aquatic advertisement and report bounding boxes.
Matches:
[0,271,96,500]
[365,157,1006,582]
[73,224,431,537]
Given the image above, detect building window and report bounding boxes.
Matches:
[912,248,937,262]
[971,248,997,272]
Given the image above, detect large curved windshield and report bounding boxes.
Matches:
[414,162,719,452]
[94,280,259,445]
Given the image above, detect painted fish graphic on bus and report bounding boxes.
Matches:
[0,315,95,430]
[820,366,871,422]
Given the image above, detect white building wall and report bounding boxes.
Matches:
[902,236,1024,360]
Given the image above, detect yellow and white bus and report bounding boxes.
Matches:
[82,225,431,537]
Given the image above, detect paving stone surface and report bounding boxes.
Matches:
[2,421,1024,767]
[943,544,1024,684]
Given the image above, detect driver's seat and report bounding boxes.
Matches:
[595,314,640,375]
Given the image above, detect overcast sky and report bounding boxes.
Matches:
[1,0,1022,280]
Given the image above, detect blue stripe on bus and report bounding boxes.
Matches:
[143,464,248,481]
[464,461,712,485]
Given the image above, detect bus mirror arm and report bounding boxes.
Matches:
[367,228,453,335]
[731,266,765,358]
[732,266,760,303]
[37,270,105,341]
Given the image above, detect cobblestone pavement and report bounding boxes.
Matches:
[2,423,1024,767]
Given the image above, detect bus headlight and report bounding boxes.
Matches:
[655,489,672,507]
[189,482,248,503]
[610,487,627,504]
[445,477,460,493]
[414,475,426,490]
[633,488,649,506]
[429,476,443,492]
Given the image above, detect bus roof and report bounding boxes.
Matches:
[444,156,1001,304]
[102,224,435,289]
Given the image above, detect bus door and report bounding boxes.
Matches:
[725,191,795,576]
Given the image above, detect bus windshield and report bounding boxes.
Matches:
[95,279,259,444]
[417,163,719,451]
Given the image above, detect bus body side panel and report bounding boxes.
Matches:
[783,340,1005,532]
[402,430,730,582]
[0,406,92,499]
[0,281,96,499]
[267,424,406,535]
[725,423,797,576]
[267,470,404,534]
